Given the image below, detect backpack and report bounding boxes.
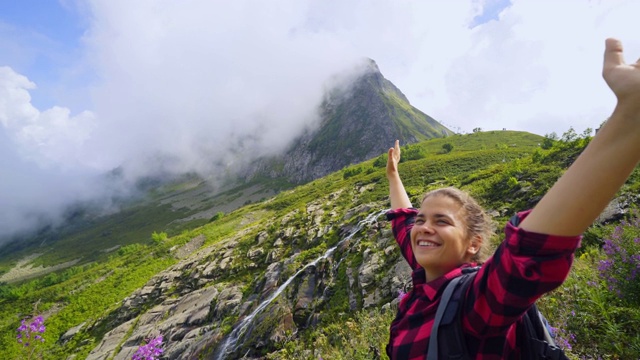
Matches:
[426,267,568,360]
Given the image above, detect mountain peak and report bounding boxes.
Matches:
[248,60,453,183]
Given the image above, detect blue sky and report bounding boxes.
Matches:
[0,0,639,239]
[471,0,511,26]
[0,0,511,112]
[0,0,89,110]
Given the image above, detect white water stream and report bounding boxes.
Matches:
[212,209,387,360]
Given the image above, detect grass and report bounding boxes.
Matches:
[3,130,638,359]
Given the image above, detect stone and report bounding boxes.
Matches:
[86,319,135,360]
[255,231,269,245]
[60,322,86,344]
[247,247,265,261]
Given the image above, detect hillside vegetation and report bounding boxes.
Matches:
[1,130,639,359]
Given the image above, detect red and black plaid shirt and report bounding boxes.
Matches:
[386,208,581,360]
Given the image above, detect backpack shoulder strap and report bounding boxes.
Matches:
[521,305,569,360]
[427,267,569,360]
[427,268,478,360]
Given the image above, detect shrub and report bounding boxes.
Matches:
[151,231,168,245]
[118,243,144,256]
[597,213,640,306]
[402,145,426,160]
[343,167,363,179]
[541,132,557,149]
[209,212,225,222]
[441,143,453,153]
[372,154,387,168]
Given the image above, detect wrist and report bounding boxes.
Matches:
[614,100,640,120]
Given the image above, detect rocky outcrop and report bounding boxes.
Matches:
[79,194,413,360]
[241,60,451,184]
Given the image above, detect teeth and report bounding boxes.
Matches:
[418,241,439,247]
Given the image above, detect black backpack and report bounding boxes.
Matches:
[427,267,568,360]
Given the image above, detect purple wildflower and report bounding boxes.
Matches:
[556,335,573,351]
[132,335,164,360]
[597,211,640,305]
[397,289,407,302]
[16,315,46,347]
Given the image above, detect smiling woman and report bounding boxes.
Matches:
[383,37,640,360]
[409,188,493,281]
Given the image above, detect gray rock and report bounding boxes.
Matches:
[60,322,86,344]
[86,319,135,360]
[255,231,269,245]
[213,285,243,318]
[247,247,265,261]
[173,234,206,259]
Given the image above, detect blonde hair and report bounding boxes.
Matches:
[421,187,494,263]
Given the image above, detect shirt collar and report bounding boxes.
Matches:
[411,263,477,301]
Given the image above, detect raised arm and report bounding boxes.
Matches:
[520,38,640,236]
[387,140,413,209]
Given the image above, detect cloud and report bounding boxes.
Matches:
[2,0,640,241]
[79,0,375,178]
[0,66,96,167]
[419,0,640,135]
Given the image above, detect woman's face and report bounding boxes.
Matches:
[410,194,479,280]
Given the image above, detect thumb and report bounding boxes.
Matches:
[604,38,625,71]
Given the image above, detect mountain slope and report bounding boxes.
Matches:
[0,59,451,273]
[248,59,452,183]
[1,131,562,359]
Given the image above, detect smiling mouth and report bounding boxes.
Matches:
[416,240,440,247]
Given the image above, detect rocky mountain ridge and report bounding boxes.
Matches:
[82,189,410,359]
[243,59,452,184]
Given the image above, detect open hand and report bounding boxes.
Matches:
[603,38,640,109]
[386,140,401,177]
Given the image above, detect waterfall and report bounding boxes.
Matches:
[212,209,387,360]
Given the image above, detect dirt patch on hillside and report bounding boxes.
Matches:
[0,254,81,284]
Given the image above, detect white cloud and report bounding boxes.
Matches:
[0,66,96,167]
[413,0,640,135]
[2,0,640,240]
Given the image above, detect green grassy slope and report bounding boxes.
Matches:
[1,130,639,359]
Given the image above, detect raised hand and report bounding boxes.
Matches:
[386,140,412,209]
[520,38,640,236]
[603,38,640,109]
[386,140,402,177]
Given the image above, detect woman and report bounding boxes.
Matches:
[386,38,640,359]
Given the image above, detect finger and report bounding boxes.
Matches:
[395,139,400,153]
[604,38,625,70]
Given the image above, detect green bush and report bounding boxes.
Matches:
[402,145,426,160]
[598,213,640,307]
[118,243,143,256]
[209,212,225,222]
[372,154,387,168]
[343,167,363,179]
[541,132,557,149]
[151,231,168,245]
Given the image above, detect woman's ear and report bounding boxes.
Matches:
[467,235,482,256]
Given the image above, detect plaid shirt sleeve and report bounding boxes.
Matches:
[462,210,582,338]
[386,208,420,270]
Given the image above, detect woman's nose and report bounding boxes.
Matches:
[416,222,435,233]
